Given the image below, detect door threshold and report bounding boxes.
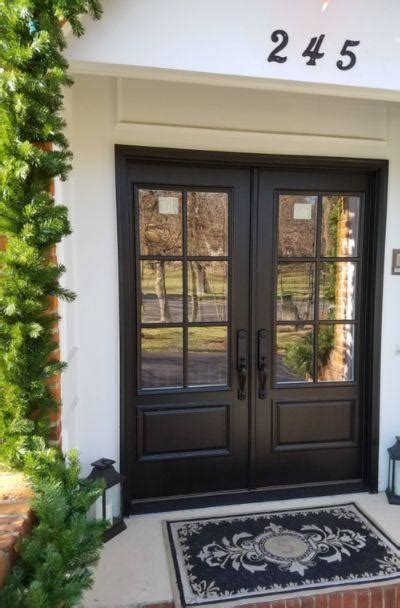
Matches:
[129,480,370,515]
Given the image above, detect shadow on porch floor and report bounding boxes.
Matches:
[82,492,400,608]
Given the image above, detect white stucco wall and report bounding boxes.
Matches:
[58,73,400,489]
[64,0,400,96]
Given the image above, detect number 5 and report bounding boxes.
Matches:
[337,40,360,71]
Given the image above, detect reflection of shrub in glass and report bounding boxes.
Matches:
[318,325,335,369]
[284,332,313,380]
[283,325,335,380]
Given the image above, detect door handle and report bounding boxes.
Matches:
[258,329,269,399]
[237,330,248,400]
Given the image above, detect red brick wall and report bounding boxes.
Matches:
[0,472,34,586]
[143,585,400,608]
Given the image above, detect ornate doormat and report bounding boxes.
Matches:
[164,503,400,608]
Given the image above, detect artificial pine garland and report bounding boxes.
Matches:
[0,2,107,605]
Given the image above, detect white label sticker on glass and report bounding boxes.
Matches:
[293,202,313,220]
[158,196,179,215]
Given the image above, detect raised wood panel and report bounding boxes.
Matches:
[272,399,357,452]
[137,403,231,462]
[118,79,388,141]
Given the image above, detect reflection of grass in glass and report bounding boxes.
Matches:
[141,263,183,295]
[189,327,227,352]
[277,264,314,321]
[141,264,226,295]
[142,326,227,352]
[142,328,182,352]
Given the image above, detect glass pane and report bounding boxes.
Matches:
[141,328,183,389]
[319,262,357,320]
[138,189,182,256]
[321,196,360,257]
[188,261,228,322]
[278,195,317,257]
[141,261,182,323]
[188,326,228,386]
[277,263,315,321]
[317,324,355,382]
[187,192,228,256]
[276,325,314,383]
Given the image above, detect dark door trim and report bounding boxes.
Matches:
[115,145,388,515]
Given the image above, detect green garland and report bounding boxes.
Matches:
[0,2,107,605]
[0,0,101,458]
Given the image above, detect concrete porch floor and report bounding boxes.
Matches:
[82,492,400,608]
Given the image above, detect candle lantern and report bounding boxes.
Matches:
[88,458,127,541]
[386,437,400,504]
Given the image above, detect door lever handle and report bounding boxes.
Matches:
[258,329,269,399]
[237,330,248,400]
[238,360,248,400]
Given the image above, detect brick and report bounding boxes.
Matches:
[0,486,33,502]
[0,533,17,551]
[301,596,315,608]
[342,591,356,608]
[315,594,329,608]
[286,599,301,608]
[271,601,286,608]
[0,501,32,517]
[384,585,397,608]
[329,592,343,608]
[0,473,26,488]
[0,550,9,588]
[357,589,371,608]
[370,587,383,608]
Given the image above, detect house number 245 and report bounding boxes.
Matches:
[268,30,360,71]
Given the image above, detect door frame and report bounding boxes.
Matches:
[115,145,388,515]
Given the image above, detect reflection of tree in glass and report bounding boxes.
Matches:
[278,195,316,257]
[187,193,228,322]
[139,190,182,256]
[139,190,182,324]
[187,192,228,256]
[189,261,227,322]
[277,263,314,321]
[141,261,184,325]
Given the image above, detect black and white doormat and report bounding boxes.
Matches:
[165,503,400,608]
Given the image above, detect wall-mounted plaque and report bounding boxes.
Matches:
[392,250,400,275]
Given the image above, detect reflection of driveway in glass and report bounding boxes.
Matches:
[276,355,305,383]
[142,352,227,389]
[142,295,226,323]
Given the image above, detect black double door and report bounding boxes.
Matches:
[119,156,372,509]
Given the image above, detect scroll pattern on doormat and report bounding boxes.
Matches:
[165,503,400,607]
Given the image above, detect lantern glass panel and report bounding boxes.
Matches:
[105,484,122,524]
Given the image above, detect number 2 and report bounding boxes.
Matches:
[302,35,325,66]
[337,39,360,71]
[268,30,288,64]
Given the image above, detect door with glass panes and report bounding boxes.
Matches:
[254,169,366,489]
[118,157,369,507]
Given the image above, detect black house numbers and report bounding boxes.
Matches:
[268,30,360,71]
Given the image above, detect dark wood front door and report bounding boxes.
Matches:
[254,170,368,489]
[116,148,386,513]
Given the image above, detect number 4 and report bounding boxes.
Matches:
[302,35,325,66]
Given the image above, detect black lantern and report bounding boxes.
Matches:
[88,458,127,541]
[386,437,400,504]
